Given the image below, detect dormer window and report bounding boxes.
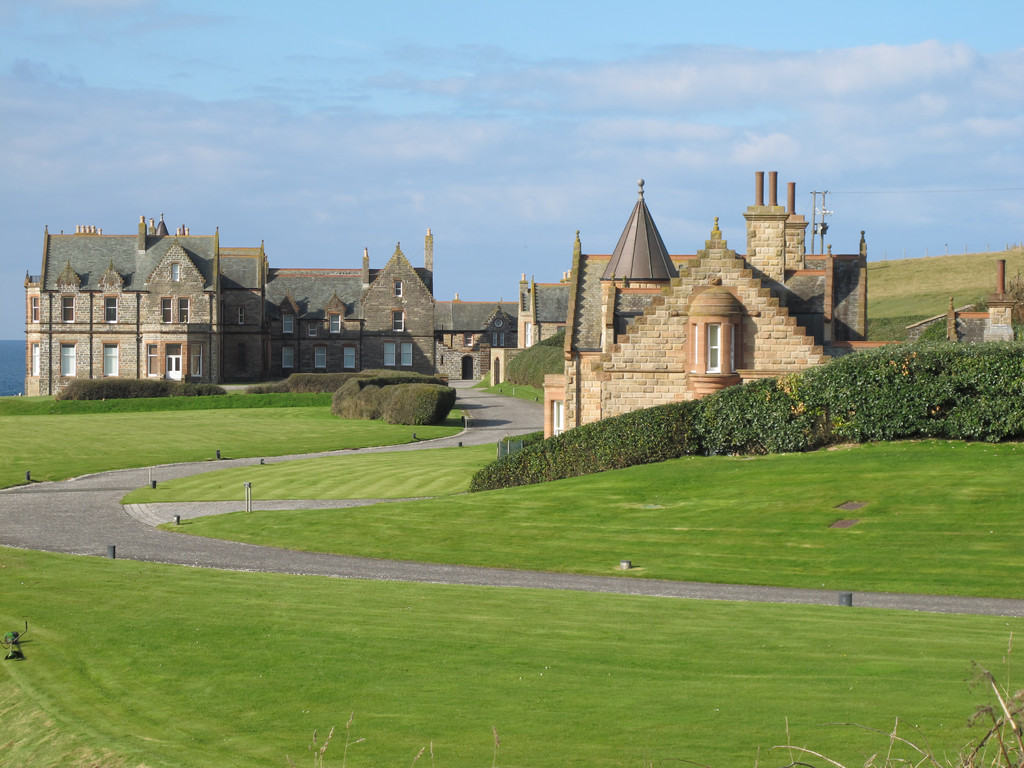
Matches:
[308,323,317,337]
[171,263,180,282]
[282,313,294,334]
[329,313,341,334]
[394,280,403,297]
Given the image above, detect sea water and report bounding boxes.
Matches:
[0,340,25,396]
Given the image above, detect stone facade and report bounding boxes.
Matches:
[25,219,455,394]
[434,299,518,380]
[544,172,871,437]
[904,260,1017,344]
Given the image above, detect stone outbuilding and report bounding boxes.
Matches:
[544,172,870,437]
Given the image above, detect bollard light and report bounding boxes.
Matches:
[151,480,157,489]
[216,449,221,460]
[174,515,181,525]
[25,470,30,482]
[107,545,116,559]
[839,592,853,607]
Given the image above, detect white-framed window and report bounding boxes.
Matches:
[60,343,76,377]
[30,296,40,322]
[308,323,317,337]
[706,323,721,373]
[147,344,159,376]
[282,346,294,369]
[463,333,473,347]
[383,341,396,367]
[171,263,181,282]
[178,297,189,323]
[31,343,40,376]
[392,310,404,331]
[329,313,341,334]
[314,346,327,369]
[237,306,245,325]
[282,313,294,334]
[104,296,118,323]
[400,342,412,367]
[103,344,118,377]
[343,346,356,369]
[525,322,533,347]
[161,297,172,323]
[552,400,565,436]
[190,345,203,378]
[394,280,403,297]
[61,296,75,323]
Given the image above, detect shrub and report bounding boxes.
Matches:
[507,331,565,388]
[470,400,702,491]
[378,384,457,425]
[333,384,383,420]
[472,341,1024,491]
[330,373,452,424]
[56,378,226,400]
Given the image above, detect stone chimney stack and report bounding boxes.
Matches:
[361,247,370,289]
[784,180,808,271]
[744,170,789,287]
[137,215,147,253]
[986,259,1015,341]
[424,228,433,272]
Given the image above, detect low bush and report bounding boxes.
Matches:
[56,378,226,400]
[471,341,1024,491]
[331,372,453,424]
[507,330,565,388]
[470,400,702,491]
[378,383,457,425]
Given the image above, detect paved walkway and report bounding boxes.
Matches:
[3,383,1023,618]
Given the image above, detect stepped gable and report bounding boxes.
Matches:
[601,179,677,282]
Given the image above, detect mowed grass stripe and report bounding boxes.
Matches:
[124,444,494,502]
[2,546,1020,768]
[171,441,1024,598]
[0,408,461,489]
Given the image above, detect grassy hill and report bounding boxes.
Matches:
[866,246,1024,339]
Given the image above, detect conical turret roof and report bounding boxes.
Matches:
[601,179,677,281]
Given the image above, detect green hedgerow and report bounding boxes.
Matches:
[56,378,226,400]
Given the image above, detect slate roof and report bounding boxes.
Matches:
[571,255,610,351]
[534,283,570,324]
[601,180,678,281]
[220,248,263,290]
[784,274,826,314]
[434,301,518,331]
[42,234,218,291]
[266,269,364,319]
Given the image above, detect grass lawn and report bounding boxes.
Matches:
[0,407,462,489]
[171,440,1024,599]
[2,545,1021,768]
[867,247,1024,322]
[123,444,495,503]
[476,377,546,403]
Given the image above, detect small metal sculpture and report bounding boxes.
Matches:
[3,621,27,660]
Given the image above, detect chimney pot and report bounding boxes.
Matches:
[755,171,765,206]
[768,172,778,207]
[998,259,1006,295]
[787,182,796,215]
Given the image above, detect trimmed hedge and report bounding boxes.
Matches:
[247,370,426,395]
[378,383,457,425]
[470,341,1024,491]
[507,330,565,388]
[331,372,454,425]
[56,378,226,400]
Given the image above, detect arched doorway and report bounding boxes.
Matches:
[492,357,500,384]
[461,355,474,380]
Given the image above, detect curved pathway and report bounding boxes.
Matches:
[2,384,1022,618]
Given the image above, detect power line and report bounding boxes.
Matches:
[831,186,1024,195]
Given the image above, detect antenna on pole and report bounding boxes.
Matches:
[811,190,832,255]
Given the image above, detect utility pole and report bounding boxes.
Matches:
[811,190,831,255]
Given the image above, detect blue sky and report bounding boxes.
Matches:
[1,0,1022,339]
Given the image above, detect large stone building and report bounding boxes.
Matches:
[23,218,453,395]
[543,172,870,437]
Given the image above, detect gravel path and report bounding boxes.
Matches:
[3,383,1022,618]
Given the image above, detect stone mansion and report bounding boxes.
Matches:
[23,216,516,395]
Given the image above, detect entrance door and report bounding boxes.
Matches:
[492,358,500,384]
[461,355,474,380]
[165,344,183,380]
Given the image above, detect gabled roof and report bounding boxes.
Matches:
[533,283,570,324]
[434,300,518,331]
[601,179,677,281]
[266,269,364,319]
[42,234,218,291]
